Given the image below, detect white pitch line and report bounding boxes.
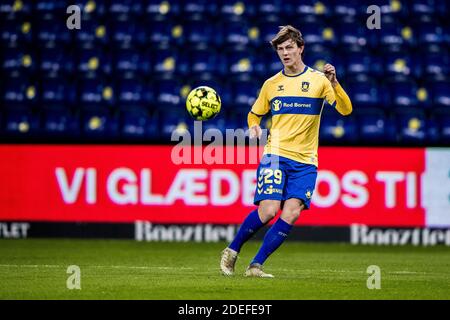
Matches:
[0,264,193,270]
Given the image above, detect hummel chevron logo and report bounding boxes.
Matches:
[258,175,264,182]
[257,182,264,188]
[257,188,263,194]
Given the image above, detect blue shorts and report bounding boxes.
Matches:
[253,154,318,209]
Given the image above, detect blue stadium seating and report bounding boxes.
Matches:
[145,0,182,19]
[394,108,428,144]
[3,107,40,136]
[120,108,157,140]
[2,77,38,106]
[77,48,112,77]
[41,78,77,106]
[2,48,36,77]
[117,78,153,107]
[320,111,359,144]
[0,0,448,145]
[81,107,119,139]
[0,19,33,45]
[357,108,397,143]
[42,107,80,138]
[114,49,151,77]
[39,47,74,77]
[159,107,192,141]
[79,78,115,107]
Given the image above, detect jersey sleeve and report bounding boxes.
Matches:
[322,77,352,116]
[251,80,271,116]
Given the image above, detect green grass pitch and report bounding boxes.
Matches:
[0,239,449,299]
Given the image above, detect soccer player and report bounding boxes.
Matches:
[220,25,352,278]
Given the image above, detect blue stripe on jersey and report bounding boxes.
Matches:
[269,96,324,115]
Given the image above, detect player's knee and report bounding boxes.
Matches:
[258,202,280,223]
[281,202,304,224]
[282,207,301,224]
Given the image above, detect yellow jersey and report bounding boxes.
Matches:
[248,66,352,166]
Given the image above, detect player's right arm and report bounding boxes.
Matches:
[248,81,270,139]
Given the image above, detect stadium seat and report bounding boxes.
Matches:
[41,78,77,106]
[319,111,359,144]
[153,48,189,75]
[294,0,332,17]
[35,0,67,13]
[345,50,383,77]
[394,108,427,143]
[337,17,370,48]
[0,19,33,45]
[159,107,192,141]
[357,108,395,143]
[81,107,119,139]
[411,0,436,15]
[421,47,450,77]
[182,0,217,18]
[42,107,79,138]
[120,108,155,140]
[418,22,444,45]
[262,50,284,75]
[79,78,115,107]
[145,0,181,19]
[3,107,39,136]
[230,79,258,110]
[184,20,222,46]
[1,48,36,77]
[77,49,112,77]
[430,80,450,107]
[75,19,109,47]
[110,20,146,48]
[155,78,182,108]
[347,77,382,108]
[37,17,72,46]
[220,1,256,21]
[2,77,37,106]
[147,19,174,45]
[189,48,227,76]
[384,53,421,78]
[432,108,450,144]
[333,0,359,17]
[75,0,107,19]
[388,77,419,107]
[224,22,251,47]
[114,49,151,77]
[39,47,75,77]
[117,79,153,107]
[226,49,264,76]
[108,0,143,17]
[0,0,33,19]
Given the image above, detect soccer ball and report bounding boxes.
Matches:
[186,86,221,121]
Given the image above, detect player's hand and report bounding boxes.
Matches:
[323,63,338,86]
[249,125,262,139]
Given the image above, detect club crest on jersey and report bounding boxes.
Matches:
[305,190,312,199]
[301,81,310,92]
[272,99,282,111]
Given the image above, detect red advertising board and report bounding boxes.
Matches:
[0,145,427,227]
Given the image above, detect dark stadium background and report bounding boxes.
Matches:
[0,0,448,145]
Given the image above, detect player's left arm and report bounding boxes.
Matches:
[323,63,353,116]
